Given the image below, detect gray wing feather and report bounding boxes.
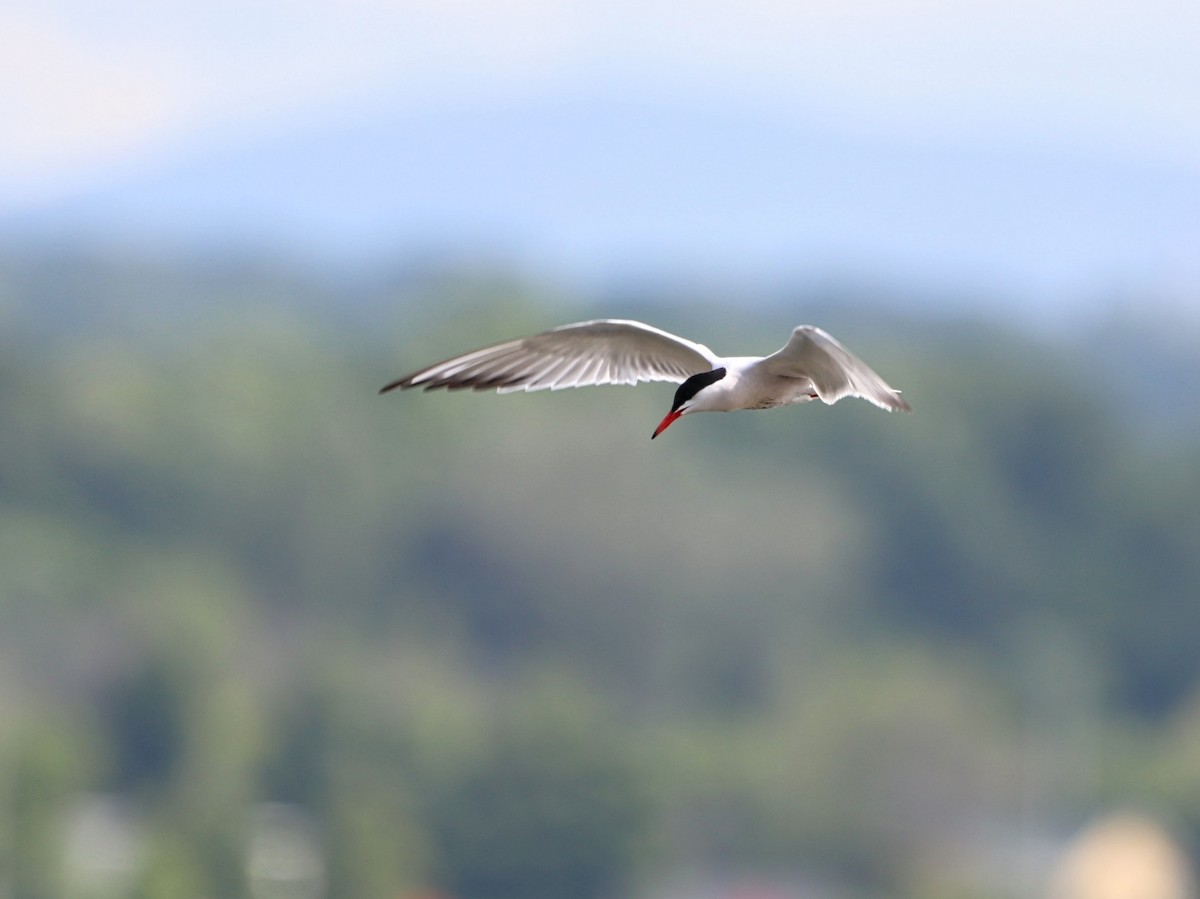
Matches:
[381,319,718,394]
[763,326,911,412]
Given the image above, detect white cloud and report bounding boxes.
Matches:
[0,8,179,198]
[0,1,594,202]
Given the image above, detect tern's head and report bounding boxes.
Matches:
[651,367,727,439]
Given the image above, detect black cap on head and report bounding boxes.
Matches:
[670,367,726,412]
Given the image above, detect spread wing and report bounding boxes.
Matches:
[380,319,718,394]
[763,325,911,412]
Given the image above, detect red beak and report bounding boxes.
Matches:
[651,409,683,439]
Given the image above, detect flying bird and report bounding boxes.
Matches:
[380,319,911,438]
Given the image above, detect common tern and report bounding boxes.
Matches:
[381,319,911,438]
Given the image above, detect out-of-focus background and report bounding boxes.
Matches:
[2,2,1199,897]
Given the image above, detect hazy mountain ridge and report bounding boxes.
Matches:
[5,93,1197,301]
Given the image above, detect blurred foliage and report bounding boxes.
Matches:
[1,250,1199,897]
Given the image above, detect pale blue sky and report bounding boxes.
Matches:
[2,1,1197,312]
[4,0,1197,201]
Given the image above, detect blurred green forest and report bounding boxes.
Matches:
[2,249,1200,899]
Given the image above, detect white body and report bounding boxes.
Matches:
[687,356,824,412]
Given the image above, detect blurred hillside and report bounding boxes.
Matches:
[2,248,1200,898]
